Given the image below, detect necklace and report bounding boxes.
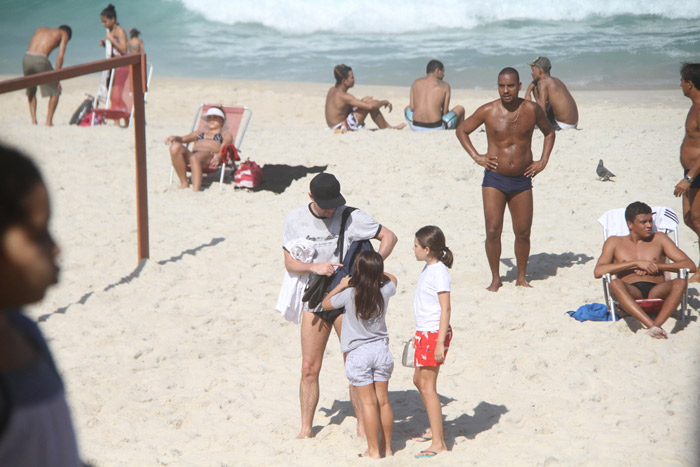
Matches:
[502,101,522,124]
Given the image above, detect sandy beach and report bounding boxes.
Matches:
[0,74,698,466]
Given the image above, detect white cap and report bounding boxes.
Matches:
[202,107,226,121]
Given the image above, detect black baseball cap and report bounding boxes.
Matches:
[310,173,345,209]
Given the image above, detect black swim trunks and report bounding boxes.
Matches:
[482,170,532,195]
[630,281,656,299]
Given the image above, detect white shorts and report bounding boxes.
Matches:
[555,119,578,130]
[345,339,393,386]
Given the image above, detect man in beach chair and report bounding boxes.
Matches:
[594,202,695,338]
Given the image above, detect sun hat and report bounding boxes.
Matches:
[310,173,345,209]
[202,107,226,121]
[526,56,551,72]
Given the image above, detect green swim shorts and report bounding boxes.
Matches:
[22,53,60,98]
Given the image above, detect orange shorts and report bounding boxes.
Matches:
[414,326,453,367]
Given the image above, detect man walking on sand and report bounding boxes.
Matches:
[456,67,555,292]
[23,26,72,126]
[405,59,465,131]
[282,173,398,438]
[325,64,405,131]
[524,57,578,131]
[594,202,695,338]
[674,62,700,282]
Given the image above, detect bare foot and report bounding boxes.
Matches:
[295,430,313,439]
[177,183,190,189]
[358,449,380,459]
[31,119,38,125]
[411,429,433,442]
[45,122,53,127]
[486,279,503,292]
[391,123,407,130]
[515,279,533,288]
[645,326,668,339]
[688,272,700,283]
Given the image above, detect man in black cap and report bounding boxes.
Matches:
[524,56,578,130]
[282,173,397,439]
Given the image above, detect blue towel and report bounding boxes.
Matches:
[567,303,615,322]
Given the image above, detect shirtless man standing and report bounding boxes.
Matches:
[524,57,578,131]
[405,59,465,131]
[325,64,405,131]
[594,202,695,338]
[673,63,700,283]
[22,26,71,126]
[456,67,555,291]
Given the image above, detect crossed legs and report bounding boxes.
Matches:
[610,278,686,338]
[483,187,533,291]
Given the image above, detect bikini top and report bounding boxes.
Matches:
[196,132,223,143]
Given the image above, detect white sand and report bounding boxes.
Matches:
[0,74,698,465]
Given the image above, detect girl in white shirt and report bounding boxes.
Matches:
[411,225,453,459]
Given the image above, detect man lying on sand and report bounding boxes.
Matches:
[594,201,695,338]
[524,56,578,131]
[404,59,464,131]
[325,64,405,131]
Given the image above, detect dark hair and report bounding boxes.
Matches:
[58,25,72,40]
[101,4,117,19]
[681,63,700,90]
[0,144,44,235]
[625,201,652,223]
[426,59,444,74]
[334,64,352,86]
[349,250,385,321]
[498,67,520,83]
[415,225,453,268]
[129,28,141,38]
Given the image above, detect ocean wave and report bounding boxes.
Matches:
[179,0,700,34]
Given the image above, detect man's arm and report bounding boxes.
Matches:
[524,81,537,101]
[375,226,397,260]
[283,249,341,276]
[657,233,696,273]
[524,104,555,177]
[455,105,497,170]
[534,81,548,111]
[341,93,388,112]
[442,83,451,116]
[55,30,69,69]
[593,238,659,278]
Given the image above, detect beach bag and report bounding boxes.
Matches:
[234,159,262,188]
[69,98,93,125]
[567,303,614,322]
[401,338,416,368]
[78,111,104,127]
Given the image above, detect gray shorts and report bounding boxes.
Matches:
[344,339,394,387]
[23,53,59,98]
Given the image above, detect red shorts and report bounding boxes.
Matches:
[414,326,453,367]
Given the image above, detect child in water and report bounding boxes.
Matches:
[322,250,397,459]
[411,225,454,459]
[0,144,81,465]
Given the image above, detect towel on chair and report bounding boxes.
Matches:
[275,238,315,324]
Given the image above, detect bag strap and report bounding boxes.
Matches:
[336,206,357,264]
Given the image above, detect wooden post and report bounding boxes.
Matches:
[131,54,149,260]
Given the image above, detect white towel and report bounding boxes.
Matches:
[275,239,315,324]
[598,206,680,238]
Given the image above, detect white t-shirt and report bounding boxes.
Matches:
[283,205,381,265]
[413,262,451,332]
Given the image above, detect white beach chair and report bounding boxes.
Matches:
[598,206,690,322]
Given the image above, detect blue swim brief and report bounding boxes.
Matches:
[482,170,532,195]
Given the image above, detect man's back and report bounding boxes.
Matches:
[325,86,351,127]
[410,76,449,123]
[26,27,64,57]
[539,76,578,125]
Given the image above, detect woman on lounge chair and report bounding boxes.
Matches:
[165,106,233,192]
